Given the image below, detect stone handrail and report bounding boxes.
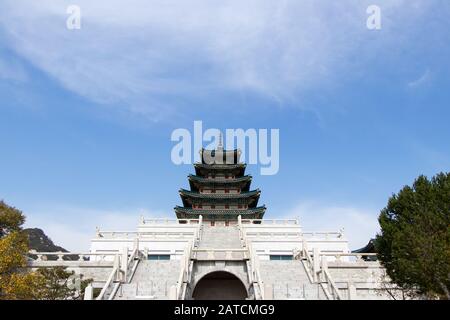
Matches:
[29,251,118,262]
[175,243,192,300]
[238,216,264,300]
[249,243,265,300]
[298,244,346,300]
[299,245,315,283]
[175,215,202,300]
[96,254,120,300]
[301,231,344,238]
[320,252,378,262]
[125,246,141,283]
[141,218,201,225]
[96,231,195,239]
[96,266,119,300]
[245,231,302,238]
[191,248,249,261]
[321,268,343,300]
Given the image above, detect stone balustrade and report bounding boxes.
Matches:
[241,219,299,225]
[29,251,118,262]
[301,231,344,239]
[96,231,195,239]
[320,253,378,264]
[191,248,249,261]
[246,231,302,238]
[141,218,201,225]
[28,251,119,268]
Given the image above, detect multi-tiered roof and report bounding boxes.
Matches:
[175,142,266,221]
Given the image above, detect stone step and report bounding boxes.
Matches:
[257,259,328,300]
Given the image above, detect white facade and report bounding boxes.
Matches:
[29,216,399,300]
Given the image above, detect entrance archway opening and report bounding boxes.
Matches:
[192,271,247,300]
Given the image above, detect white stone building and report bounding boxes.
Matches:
[29,146,397,300]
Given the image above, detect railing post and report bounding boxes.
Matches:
[347,281,357,300]
[169,285,177,300]
[121,247,128,282]
[113,254,120,281]
[264,284,273,300]
[302,240,308,258]
[313,247,320,282]
[134,237,139,252]
[320,256,328,282]
[84,284,94,300]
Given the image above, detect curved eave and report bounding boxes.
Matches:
[352,239,376,253]
[200,148,241,165]
[194,163,246,177]
[179,189,260,207]
[188,175,252,192]
[194,163,246,170]
[188,174,252,184]
[174,206,266,220]
[179,189,260,199]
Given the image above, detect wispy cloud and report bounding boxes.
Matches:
[407,68,432,88]
[0,0,439,118]
[286,200,380,250]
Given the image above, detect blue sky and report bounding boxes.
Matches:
[1,0,449,250]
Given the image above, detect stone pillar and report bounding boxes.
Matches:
[134,237,139,251]
[121,246,128,281]
[313,247,320,282]
[320,256,328,282]
[169,285,178,300]
[84,284,94,300]
[347,281,357,300]
[113,253,120,281]
[302,239,308,257]
[264,284,273,300]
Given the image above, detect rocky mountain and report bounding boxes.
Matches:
[24,228,68,253]
[23,228,82,261]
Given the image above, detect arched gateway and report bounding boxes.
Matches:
[192,271,248,300]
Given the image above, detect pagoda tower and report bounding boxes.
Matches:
[174,140,266,225]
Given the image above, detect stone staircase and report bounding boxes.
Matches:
[198,225,243,249]
[259,260,327,300]
[114,260,180,300]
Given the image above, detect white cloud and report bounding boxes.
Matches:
[0,0,437,118]
[286,200,380,250]
[24,205,170,251]
[407,68,431,88]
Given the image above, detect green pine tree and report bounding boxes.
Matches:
[375,173,450,299]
